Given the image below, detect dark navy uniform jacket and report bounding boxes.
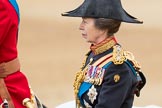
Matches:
[77,38,138,108]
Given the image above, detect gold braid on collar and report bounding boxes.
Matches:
[90,37,117,55]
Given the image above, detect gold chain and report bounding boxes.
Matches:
[73,52,93,107]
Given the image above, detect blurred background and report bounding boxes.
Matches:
[16,0,162,107]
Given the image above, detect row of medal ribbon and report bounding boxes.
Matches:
[84,65,106,85]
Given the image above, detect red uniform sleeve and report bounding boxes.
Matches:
[0,0,18,62]
[0,1,11,45]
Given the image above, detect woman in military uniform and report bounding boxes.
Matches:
[62,0,146,108]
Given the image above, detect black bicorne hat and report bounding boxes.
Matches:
[62,0,143,24]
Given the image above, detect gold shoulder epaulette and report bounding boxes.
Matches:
[113,45,126,65]
[124,51,141,70]
[113,45,141,69]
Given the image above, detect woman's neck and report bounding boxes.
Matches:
[92,35,113,45]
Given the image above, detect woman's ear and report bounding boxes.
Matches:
[100,29,108,37]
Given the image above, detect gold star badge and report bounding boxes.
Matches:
[114,74,120,83]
